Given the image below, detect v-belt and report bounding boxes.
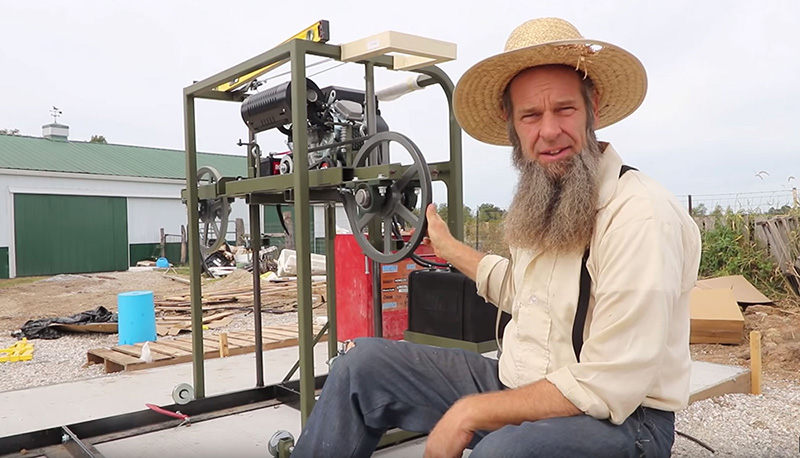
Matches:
[572,165,637,361]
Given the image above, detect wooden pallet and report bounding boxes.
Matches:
[86,325,327,373]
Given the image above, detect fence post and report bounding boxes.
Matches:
[688,195,693,215]
[476,207,480,250]
[180,225,187,264]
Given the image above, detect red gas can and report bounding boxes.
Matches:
[334,234,443,341]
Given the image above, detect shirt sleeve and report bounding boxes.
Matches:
[475,254,514,314]
[546,215,686,424]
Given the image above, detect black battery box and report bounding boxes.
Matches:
[407,269,511,342]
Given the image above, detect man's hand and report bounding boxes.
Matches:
[422,203,455,260]
[420,203,485,281]
[424,401,474,458]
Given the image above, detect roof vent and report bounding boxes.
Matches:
[42,123,69,142]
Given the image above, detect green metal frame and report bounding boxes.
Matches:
[182,38,464,425]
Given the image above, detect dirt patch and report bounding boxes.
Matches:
[690,303,800,382]
[0,269,328,335]
[0,271,191,333]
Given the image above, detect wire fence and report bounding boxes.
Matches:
[675,189,797,215]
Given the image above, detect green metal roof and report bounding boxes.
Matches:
[0,134,247,180]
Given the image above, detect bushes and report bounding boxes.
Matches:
[698,212,786,299]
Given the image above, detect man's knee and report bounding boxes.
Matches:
[331,337,394,377]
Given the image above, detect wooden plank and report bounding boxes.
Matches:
[206,317,234,329]
[114,344,172,362]
[229,331,281,344]
[750,331,762,395]
[85,349,139,373]
[264,328,300,339]
[146,341,191,358]
[156,338,215,353]
[86,325,331,373]
[50,323,118,333]
[225,334,256,347]
[219,333,229,358]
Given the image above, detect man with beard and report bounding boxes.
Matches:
[292,17,701,458]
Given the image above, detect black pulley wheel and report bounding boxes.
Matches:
[341,132,432,264]
[196,166,230,255]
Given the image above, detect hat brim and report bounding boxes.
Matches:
[453,39,647,146]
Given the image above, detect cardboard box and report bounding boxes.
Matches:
[689,288,745,344]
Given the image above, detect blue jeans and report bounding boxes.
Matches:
[292,338,675,457]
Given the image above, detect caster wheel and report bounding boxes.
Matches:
[268,430,295,457]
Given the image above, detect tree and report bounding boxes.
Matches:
[433,204,473,224]
[691,203,708,217]
[0,128,20,136]
[89,135,107,144]
[477,203,505,222]
[436,203,449,223]
[766,204,792,216]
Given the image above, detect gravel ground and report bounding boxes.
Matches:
[2,312,799,457]
[672,382,800,457]
[0,311,301,393]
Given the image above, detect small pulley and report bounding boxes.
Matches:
[172,383,195,405]
[279,155,294,175]
[196,166,231,255]
[268,430,295,457]
[341,131,432,264]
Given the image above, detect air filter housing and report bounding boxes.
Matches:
[241,78,324,133]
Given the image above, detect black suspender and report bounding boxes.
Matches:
[571,165,637,362]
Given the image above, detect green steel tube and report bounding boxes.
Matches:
[324,203,338,359]
[248,130,265,388]
[290,40,316,426]
[183,94,206,399]
[416,66,464,241]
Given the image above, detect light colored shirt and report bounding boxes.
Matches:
[475,143,701,425]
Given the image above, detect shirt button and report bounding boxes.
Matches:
[529,295,537,305]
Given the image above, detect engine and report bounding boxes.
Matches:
[240,78,389,175]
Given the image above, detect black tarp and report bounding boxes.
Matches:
[11,306,117,340]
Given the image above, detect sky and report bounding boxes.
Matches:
[2,0,799,212]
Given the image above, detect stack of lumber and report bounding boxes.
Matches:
[152,279,327,335]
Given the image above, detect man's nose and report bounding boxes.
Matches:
[539,112,561,141]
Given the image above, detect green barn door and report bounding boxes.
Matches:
[14,194,129,276]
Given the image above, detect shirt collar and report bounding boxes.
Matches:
[596,142,624,210]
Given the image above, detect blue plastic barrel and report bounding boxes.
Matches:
[156,257,169,268]
[118,291,156,346]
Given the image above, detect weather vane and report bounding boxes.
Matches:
[50,106,62,123]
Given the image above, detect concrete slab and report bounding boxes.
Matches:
[0,343,750,457]
[689,360,751,403]
[0,343,333,437]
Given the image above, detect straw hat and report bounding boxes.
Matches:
[453,17,647,146]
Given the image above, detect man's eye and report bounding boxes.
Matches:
[558,107,576,114]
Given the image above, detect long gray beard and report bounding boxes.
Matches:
[504,141,602,254]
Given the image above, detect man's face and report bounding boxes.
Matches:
[506,65,599,178]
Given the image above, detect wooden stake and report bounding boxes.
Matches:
[180,225,187,264]
[160,228,166,258]
[749,330,762,395]
[219,333,230,358]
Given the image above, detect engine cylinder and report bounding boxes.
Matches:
[241,78,324,133]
